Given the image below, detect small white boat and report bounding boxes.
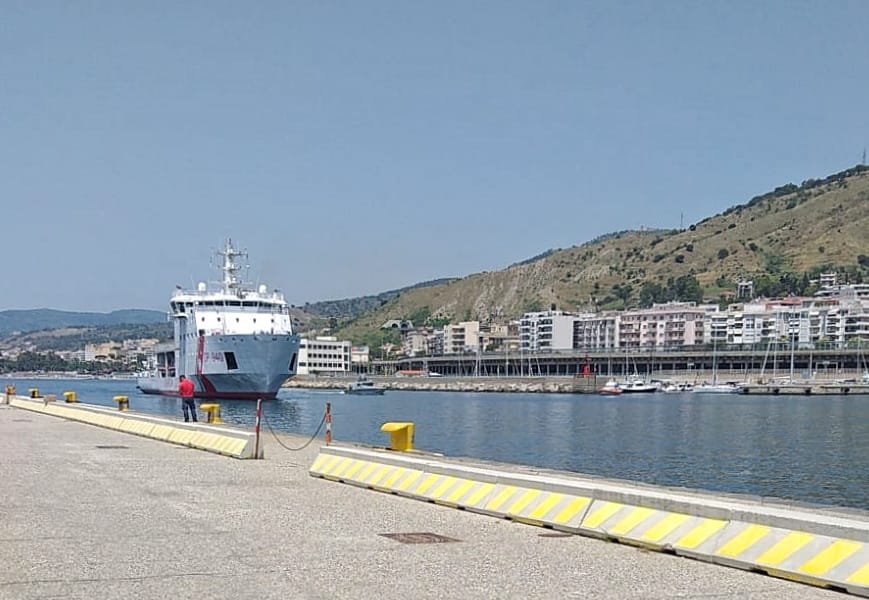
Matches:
[693,382,739,394]
[345,377,385,395]
[660,381,693,393]
[599,378,622,395]
[618,377,658,393]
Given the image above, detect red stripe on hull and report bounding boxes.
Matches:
[139,388,277,400]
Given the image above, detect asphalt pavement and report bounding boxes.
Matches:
[0,404,847,600]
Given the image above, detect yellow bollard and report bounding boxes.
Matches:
[113,395,129,411]
[29,388,40,399]
[380,422,414,451]
[4,385,14,405]
[199,403,222,424]
[63,391,77,403]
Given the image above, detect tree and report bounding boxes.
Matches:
[717,248,730,260]
[612,283,634,308]
[639,282,664,307]
[668,275,702,303]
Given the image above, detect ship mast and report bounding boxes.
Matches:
[219,239,248,296]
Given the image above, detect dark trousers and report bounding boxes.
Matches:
[182,397,197,422]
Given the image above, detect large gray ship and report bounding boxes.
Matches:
[136,240,300,400]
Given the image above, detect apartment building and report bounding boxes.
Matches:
[572,312,619,350]
[620,303,709,349]
[297,336,351,375]
[519,310,577,352]
[443,321,481,354]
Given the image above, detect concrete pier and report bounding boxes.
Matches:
[0,403,849,599]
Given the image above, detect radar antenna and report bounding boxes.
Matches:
[218,238,249,295]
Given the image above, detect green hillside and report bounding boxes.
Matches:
[334,165,869,344]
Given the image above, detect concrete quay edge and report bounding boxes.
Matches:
[311,443,869,597]
[7,395,261,459]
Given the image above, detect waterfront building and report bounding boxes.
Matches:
[443,321,481,354]
[350,345,370,370]
[722,303,771,346]
[428,329,444,356]
[620,302,708,349]
[481,322,520,353]
[519,310,576,352]
[403,327,438,357]
[572,312,619,351]
[297,336,351,375]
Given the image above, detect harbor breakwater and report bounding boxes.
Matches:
[284,374,601,393]
[284,373,869,394]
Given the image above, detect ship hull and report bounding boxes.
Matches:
[137,334,301,400]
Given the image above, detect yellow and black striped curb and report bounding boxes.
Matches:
[9,397,261,459]
[310,445,869,597]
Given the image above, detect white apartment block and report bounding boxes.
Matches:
[297,336,351,375]
[514,287,868,352]
[443,321,481,354]
[572,313,619,350]
[519,310,576,352]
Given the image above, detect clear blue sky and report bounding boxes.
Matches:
[2,1,867,312]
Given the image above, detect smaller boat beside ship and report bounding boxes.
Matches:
[345,376,385,396]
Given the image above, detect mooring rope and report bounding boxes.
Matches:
[262,409,326,452]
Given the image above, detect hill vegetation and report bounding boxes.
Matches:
[302,277,459,319]
[0,309,167,336]
[333,164,869,345]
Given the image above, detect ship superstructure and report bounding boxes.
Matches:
[137,239,300,399]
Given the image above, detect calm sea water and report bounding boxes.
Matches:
[8,377,869,511]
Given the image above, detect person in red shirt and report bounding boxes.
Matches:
[178,375,197,422]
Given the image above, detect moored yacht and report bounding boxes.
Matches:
[618,376,658,393]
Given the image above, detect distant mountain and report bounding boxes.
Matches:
[302,278,459,319]
[0,309,167,336]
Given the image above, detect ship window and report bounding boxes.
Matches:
[224,352,238,370]
[217,317,221,322]
[236,318,239,322]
